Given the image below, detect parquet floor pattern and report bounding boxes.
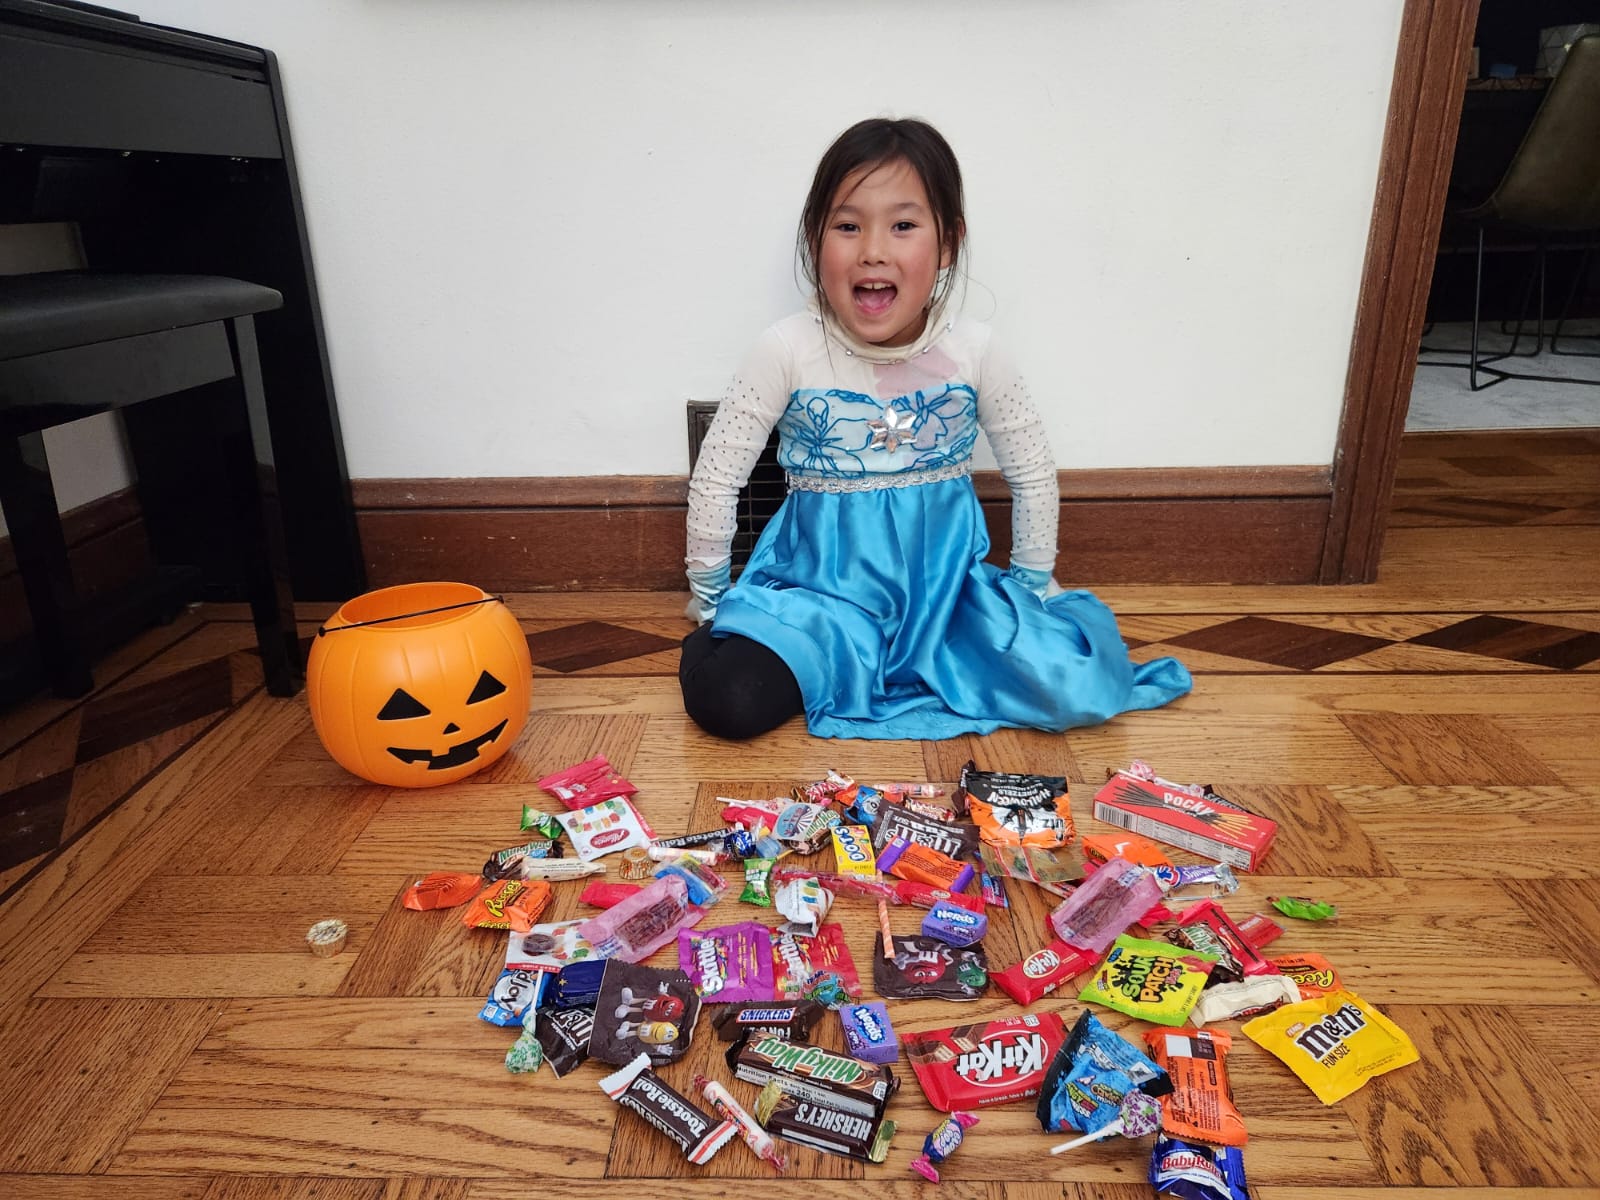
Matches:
[0,429,1595,1200]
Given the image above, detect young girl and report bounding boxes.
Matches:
[680,117,1191,740]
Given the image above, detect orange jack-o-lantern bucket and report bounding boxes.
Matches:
[306,582,531,787]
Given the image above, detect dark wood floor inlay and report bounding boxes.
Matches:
[525,621,680,673]
[1409,616,1600,670]
[1166,616,1394,669]
[75,657,235,764]
[0,769,74,872]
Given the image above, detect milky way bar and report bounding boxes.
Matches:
[725,1034,898,1119]
[755,1080,896,1163]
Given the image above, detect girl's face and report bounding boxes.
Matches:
[819,157,952,348]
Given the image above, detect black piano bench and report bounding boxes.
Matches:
[0,271,302,701]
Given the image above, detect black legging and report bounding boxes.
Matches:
[679,625,805,740]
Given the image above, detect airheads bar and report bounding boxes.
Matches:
[1091,770,1277,871]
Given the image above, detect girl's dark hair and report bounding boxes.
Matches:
[798,118,966,320]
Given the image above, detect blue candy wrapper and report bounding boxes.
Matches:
[1036,1009,1169,1134]
[552,959,607,1009]
[1150,1137,1250,1200]
[480,967,549,1026]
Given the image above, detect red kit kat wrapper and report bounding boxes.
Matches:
[903,1012,1067,1111]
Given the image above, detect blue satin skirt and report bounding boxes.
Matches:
[710,475,1192,741]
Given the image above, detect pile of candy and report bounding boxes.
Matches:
[401,755,1417,1194]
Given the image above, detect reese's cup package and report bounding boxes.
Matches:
[587,959,701,1068]
[1270,952,1343,998]
[1242,989,1418,1104]
[874,934,988,1001]
[904,1012,1066,1111]
[1079,934,1217,1026]
[1143,1027,1248,1146]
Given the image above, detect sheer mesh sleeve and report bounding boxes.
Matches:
[977,334,1060,575]
[685,324,794,572]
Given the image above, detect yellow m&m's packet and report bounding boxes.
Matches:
[1242,989,1418,1104]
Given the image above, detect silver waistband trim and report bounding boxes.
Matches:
[786,460,972,494]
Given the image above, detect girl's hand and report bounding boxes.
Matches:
[1006,562,1056,601]
[685,562,731,624]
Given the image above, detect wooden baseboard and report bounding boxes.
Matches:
[353,466,1333,590]
[0,488,152,642]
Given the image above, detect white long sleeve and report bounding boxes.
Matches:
[684,324,794,571]
[978,337,1060,574]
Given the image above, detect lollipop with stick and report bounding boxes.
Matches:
[1048,1090,1162,1154]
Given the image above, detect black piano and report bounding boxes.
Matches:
[0,0,364,613]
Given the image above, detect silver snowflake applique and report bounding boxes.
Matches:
[866,405,916,452]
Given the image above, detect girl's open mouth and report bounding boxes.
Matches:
[854,282,897,315]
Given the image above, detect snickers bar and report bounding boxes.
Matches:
[755,1080,896,1163]
[726,1034,898,1119]
[712,1000,825,1043]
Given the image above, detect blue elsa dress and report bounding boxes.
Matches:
[708,324,1192,741]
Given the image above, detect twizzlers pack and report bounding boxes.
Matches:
[903,1012,1067,1111]
[1092,771,1277,871]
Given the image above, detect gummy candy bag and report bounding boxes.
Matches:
[1079,934,1217,1026]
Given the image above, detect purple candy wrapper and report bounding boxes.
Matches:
[921,900,988,947]
[679,921,776,1004]
[839,1001,899,1063]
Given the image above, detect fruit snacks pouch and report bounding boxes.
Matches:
[1080,934,1218,1026]
[1036,1009,1169,1135]
[771,922,861,1009]
[588,958,702,1067]
[505,918,599,972]
[679,922,776,1004]
[874,935,988,1002]
[1270,953,1343,998]
[556,797,655,862]
[537,753,637,810]
[1142,1028,1248,1146]
[1241,989,1418,1104]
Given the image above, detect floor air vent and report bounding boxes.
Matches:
[686,400,785,572]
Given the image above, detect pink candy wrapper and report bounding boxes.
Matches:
[579,874,705,962]
[537,754,638,810]
[1049,857,1163,955]
[679,922,777,1003]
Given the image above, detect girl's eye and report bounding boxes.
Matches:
[894,221,918,232]
[834,222,858,234]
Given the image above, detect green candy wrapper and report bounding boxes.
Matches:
[1270,895,1338,921]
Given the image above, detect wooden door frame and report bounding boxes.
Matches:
[1321,0,1480,582]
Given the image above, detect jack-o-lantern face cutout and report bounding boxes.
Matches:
[380,671,510,770]
[307,583,532,787]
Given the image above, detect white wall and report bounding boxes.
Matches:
[43,0,1406,493]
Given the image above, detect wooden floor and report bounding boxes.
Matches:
[0,428,1597,1200]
